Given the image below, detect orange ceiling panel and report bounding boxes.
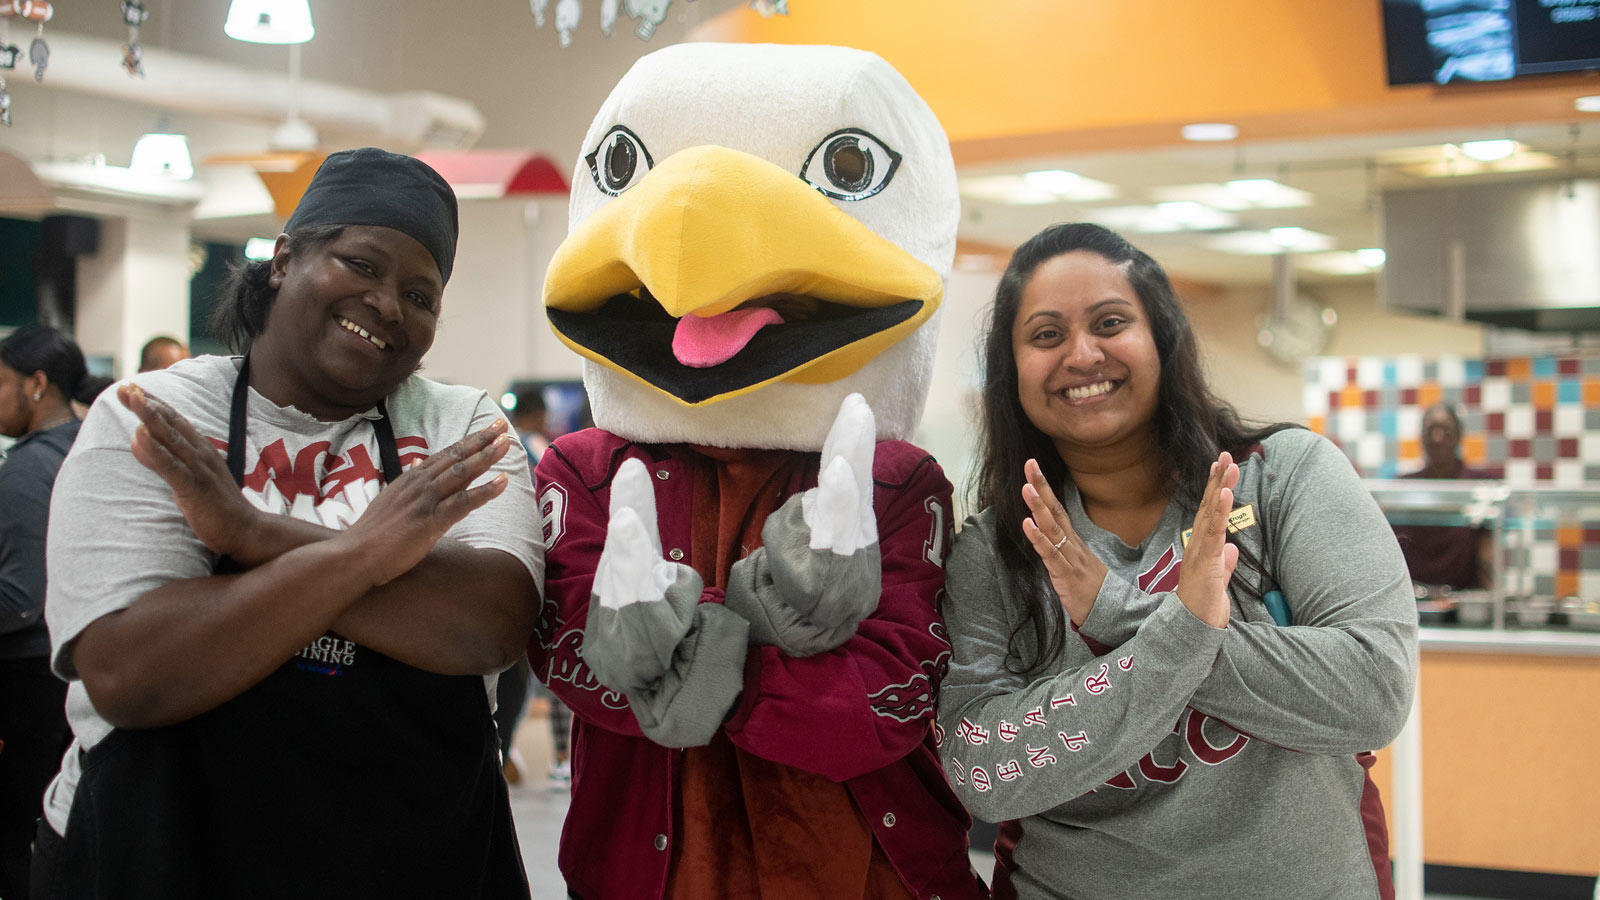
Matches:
[694,0,1600,160]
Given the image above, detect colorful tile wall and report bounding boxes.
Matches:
[1302,354,1600,600]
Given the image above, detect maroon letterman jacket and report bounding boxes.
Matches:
[530,428,983,900]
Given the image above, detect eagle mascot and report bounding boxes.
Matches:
[530,42,985,900]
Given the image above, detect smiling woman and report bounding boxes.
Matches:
[31,149,543,899]
[935,223,1420,900]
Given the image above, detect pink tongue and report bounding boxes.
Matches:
[672,307,784,368]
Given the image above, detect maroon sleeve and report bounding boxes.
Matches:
[528,436,648,737]
[723,444,955,782]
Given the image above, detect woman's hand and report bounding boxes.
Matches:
[122,383,264,559]
[1021,458,1106,626]
[338,421,512,587]
[1175,452,1241,629]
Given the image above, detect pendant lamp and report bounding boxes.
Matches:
[130,131,194,180]
[224,0,314,44]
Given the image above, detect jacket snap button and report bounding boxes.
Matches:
[882,812,896,827]
[655,469,670,480]
[654,834,668,851]
[668,548,684,561]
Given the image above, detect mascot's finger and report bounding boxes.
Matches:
[609,457,664,558]
[819,393,877,549]
[806,456,862,555]
[596,507,672,609]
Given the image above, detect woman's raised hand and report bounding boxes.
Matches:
[122,383,264,559]
[1175,452,1240,629]
[1021,458,1106,626]
[341,420,512,587]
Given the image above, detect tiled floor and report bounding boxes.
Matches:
[505,706,1490,900]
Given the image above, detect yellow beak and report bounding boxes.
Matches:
[543,145,942,405]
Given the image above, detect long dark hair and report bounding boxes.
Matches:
[0,324,98,407]
[210,225,344,353]
[974,223,1294,675]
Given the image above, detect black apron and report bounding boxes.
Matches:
[45,359,529,900]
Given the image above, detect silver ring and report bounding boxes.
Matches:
[1051,534,1068,551]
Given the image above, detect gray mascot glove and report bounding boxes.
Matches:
[583,458,748,747]
[724,393,882,657]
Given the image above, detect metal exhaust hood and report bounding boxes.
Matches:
[1380,177,1600,332]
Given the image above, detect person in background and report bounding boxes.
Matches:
[32,148,541,898]
[1392,402,1494,590]
[137,335,188,373]
[0,325,101,900]
[499,385,570,786]
[937,223,1417,899]
[510,386,549,463]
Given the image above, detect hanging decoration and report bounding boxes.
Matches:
[0,0,55,124]
[121,0,148,77]
[0,29,15,127]
[531,0,783,47]
[625,0,670,39]
[554,0,580,47]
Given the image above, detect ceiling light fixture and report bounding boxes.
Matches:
[129,131,194,180]
[1207,229,1334,255]
[243,237,277,260]
[959,172,1117,205]
[1459,139,1518,162]
[1021,169,1083,193]
[1355,247,1387,268]
[1181,122,1239,142]
[1576,95,1600,113]
[1269,226,1311,248]
[224,0,314,44]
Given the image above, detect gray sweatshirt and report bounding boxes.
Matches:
[937,428,1417,900]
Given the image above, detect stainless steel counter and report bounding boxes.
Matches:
[1419,626,1600,656]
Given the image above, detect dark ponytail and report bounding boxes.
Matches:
[209,225,344,354]
[0,323,91,405]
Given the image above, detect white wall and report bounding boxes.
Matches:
[73,210,194,378]
[1187,281,1486,425]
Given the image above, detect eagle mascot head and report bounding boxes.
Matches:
[543,42,957,450]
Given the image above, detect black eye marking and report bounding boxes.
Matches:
[799,128,902,201]
[585,125,655,197]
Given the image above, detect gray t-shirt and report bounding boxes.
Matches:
[42,355,543,834]
[937,428,1418,900]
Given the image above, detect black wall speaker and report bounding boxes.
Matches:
[40,215,101,257]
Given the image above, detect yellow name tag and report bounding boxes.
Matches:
[1181,504,1256,548]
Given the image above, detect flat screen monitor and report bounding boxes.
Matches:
[1381,0,1600,85]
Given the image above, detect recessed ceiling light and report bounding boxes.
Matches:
[959,172,1117,205]
[1181,122,1239,142]
[1154,179,1313,210]
[1269,226,1311,248]
[1576,95,1600,113]
[1459,139,1518,162]
[1020,169,1119,201]
[1355,247,1387,268]
[1022,169,1081,193]
[1090,203,1236,233]
[1207,229,1334,255]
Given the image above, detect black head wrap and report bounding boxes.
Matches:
[286,147,459,284]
